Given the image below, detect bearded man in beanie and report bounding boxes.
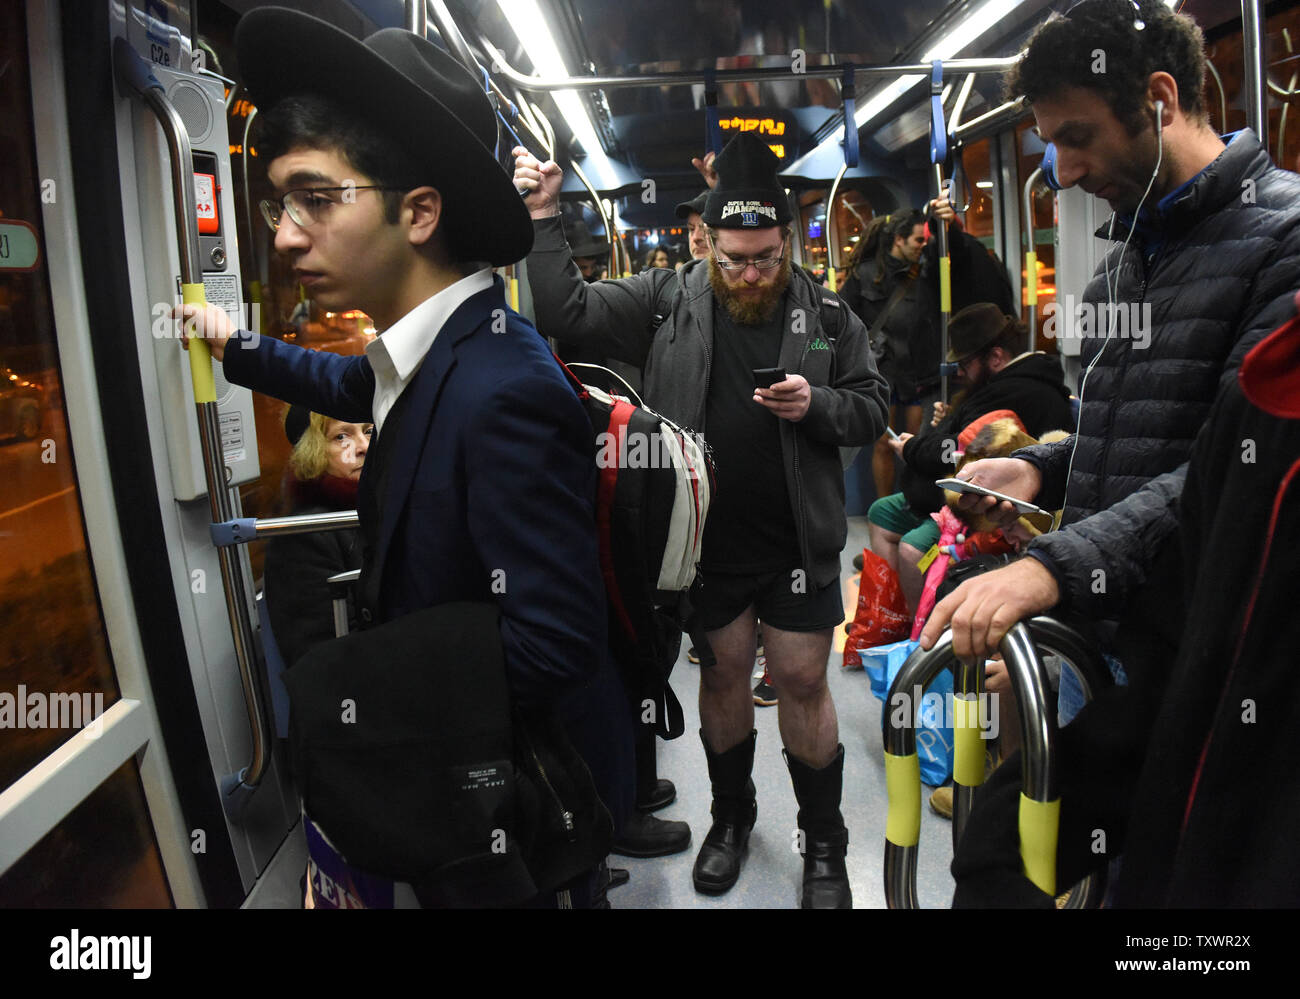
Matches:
[515,132,888,908]
[178,8,631,908]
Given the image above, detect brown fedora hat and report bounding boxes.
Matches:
[945,303,1021,363]
[235,7,532,266]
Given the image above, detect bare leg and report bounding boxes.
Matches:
[764,625,837,767]
[699,606,758,754]
[869,521,903,574]
[872,404,901,498]
[897,541,929,616]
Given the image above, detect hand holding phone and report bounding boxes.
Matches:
[934,477,1050,517]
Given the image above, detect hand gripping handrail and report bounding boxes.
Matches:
[113,38,269,820]
[883,616,1111,908]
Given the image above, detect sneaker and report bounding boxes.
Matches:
[752,670,778,706]
[687,646,700,664]
[752,649,767,680]
[929,785,953,819]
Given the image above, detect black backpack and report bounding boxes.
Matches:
[555,360,715,739]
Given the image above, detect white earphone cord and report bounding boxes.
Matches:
[1055,104,1164,531]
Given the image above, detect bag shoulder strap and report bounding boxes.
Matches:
[869,273,914,343]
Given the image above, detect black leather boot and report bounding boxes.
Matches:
[611,808,691,857]
[692,729,757,895]
[785,745,852,909]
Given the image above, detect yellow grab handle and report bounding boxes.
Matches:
[1018,792,1060,897]
[1025,251,1038,306]
[884,751,922,847]
[249,279,266,335]
[938,255,951,314]
[182,282,217,405]
[952,695,986,788]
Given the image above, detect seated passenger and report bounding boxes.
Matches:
[869,304,1072,611]
[262,406,370,668]
[840,199,1016,499]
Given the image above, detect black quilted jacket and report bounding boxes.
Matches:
[1015,129,1300,617]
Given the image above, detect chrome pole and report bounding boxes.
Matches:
[1242,0,1266,147]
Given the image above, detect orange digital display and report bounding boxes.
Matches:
[195,172,219,234]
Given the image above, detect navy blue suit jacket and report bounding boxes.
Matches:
[225,279,609,711]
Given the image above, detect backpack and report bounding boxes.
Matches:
[555,359,715,740]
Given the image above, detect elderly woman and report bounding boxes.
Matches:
[263,404,371,667]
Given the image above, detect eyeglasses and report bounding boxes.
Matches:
[259,186,399,233]
[708,233,788,272]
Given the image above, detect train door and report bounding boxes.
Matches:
[0,0,301,908]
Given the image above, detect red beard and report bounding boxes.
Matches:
[708,255,791,326]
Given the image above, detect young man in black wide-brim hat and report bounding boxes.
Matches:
[177,7,632,908]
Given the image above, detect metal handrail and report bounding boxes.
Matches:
[480,46,1020,93]
[883,616,1111,908]
[1023,165,1044,350]
[113,38,270,818]
[1241,0,1265,146]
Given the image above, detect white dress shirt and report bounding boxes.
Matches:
[364,267,493,435]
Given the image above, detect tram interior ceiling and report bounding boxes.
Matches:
[0,0,1296,922]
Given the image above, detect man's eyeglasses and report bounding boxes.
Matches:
[707,233,788,272]
[259,186,399,233]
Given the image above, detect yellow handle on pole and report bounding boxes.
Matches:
[952,695,987,788]
[1018,793,1061,897]
[884,751,922,847]
[1025,251,1039,306]
[182,282,217,405]
[939,255,952,314]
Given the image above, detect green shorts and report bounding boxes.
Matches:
[868,493,941,553]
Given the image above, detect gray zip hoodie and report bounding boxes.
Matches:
[525,215,889,588]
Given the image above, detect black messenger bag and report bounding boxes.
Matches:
[285,601,612,907]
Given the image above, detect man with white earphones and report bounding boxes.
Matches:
[921,0,1300,669]
[911,0,1300,906]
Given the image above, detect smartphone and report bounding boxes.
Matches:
[752,366,786,389]
[934,478,1051,517]
[885,426,901,441]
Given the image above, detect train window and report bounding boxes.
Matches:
[957,139,997,248]
[1013,119,1058,351]
[794,187,872,288]
[1203,3,1300,171]
[0,758,173,907]
[0,0,120,796]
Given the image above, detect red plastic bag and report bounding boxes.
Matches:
[843,548,911,668]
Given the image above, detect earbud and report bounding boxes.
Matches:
[1154,99,1165,136]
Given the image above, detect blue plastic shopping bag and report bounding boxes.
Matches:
[860,639,953,786]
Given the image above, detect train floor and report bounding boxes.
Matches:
[612,515,958,909]
[247,516,959,908]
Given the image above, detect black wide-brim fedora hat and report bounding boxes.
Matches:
[235,7,532,266]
